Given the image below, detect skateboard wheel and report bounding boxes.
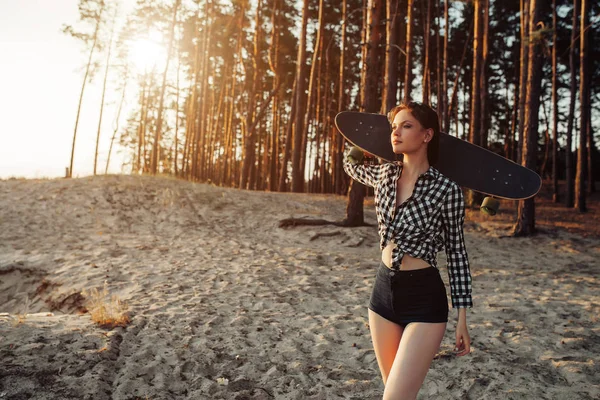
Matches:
[480,196,500,216]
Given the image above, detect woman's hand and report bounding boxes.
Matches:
[347,147,364,165]
[455,309,471,357]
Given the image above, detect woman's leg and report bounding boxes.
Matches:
[383,322,446,400]
[368,309,405,385]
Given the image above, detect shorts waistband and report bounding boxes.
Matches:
[379,261,437,275]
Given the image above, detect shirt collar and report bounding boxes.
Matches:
[394,162,439,181]
[422,165,439,181]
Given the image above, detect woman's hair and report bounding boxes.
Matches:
[387,101,440,165]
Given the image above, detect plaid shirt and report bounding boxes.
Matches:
[344,159,473,308]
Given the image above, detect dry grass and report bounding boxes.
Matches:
[11,314,27,327]
[10,296,31,327]
[83,281,130,329]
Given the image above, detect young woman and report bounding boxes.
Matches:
[343,102,472,399]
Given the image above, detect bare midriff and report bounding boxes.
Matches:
[382,242,431,270]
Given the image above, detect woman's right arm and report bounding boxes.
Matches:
[342,147,383,188]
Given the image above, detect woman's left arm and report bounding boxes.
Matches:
[441,182,473,357]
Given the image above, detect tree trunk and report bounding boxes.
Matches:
[173,45,181,176]
[278,79,297,192]
[513,0,544,236]
[198,1,213,181]
[301,0,325,192]
[335,0,348,195]
[141,86,152,173]
[551,0,559,202]
[565,0,579,207]
[587,116,595,193]
[322,40,333,193]
[585,18,594,195]
[244,84,281,190]
[459,77,464,139]
[135,83,146,174]
[365,0,384,112]
[220,77,233,185]
[345,0,384,226]
[479,0,489,148]
[446,19,473,134]
[442,0,449,131]
[517,0,530,164]
[241,0,263,189]
[470,0,481,146]
[151,0,180,175]
[467,0,483,207]
[359,0,369,110]
[382,0,399,114]
[106,65,128,175]
[221,4,245,186]
[209,71,226,182]
[291,0,310,192]
[268,0,280,192]
[435,0,442,116]
[506,63,519,162]
[138,79,152,174]
[68,3,104,178]
[510,76,519,161]
[540,97,551,179]
[422,0,431,105]
[95,10,115,176]
[403,0,414,102]
[186,2,202,180]
[574,0,588,212]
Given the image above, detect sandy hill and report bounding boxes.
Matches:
[0,175,598,399]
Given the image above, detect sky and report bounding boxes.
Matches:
[1,1,596,179]
[0,0,136,179]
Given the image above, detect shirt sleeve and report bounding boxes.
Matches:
[342,154,384,188]
[441,183,473,308]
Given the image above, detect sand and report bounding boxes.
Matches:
[0,175,598,399]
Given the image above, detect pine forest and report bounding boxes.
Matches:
[64,0,600,236]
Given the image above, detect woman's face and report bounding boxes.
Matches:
[390,109,432,155]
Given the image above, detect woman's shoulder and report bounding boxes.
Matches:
[434,169,462,195]
[383,161,401,170]
[376,161,401,176]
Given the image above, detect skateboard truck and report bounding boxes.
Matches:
[480,196,500,216]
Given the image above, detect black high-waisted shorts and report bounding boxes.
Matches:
[368,261,449,327]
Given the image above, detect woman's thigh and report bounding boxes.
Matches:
[383,322,446,400]
[368,309,404,385]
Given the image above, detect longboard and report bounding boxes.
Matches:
[335,111,541,200]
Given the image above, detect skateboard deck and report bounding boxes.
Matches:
[335,111,541,200]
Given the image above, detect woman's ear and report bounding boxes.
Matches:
[424,128,434,143]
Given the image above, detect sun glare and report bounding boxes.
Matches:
[128,30,167,72]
